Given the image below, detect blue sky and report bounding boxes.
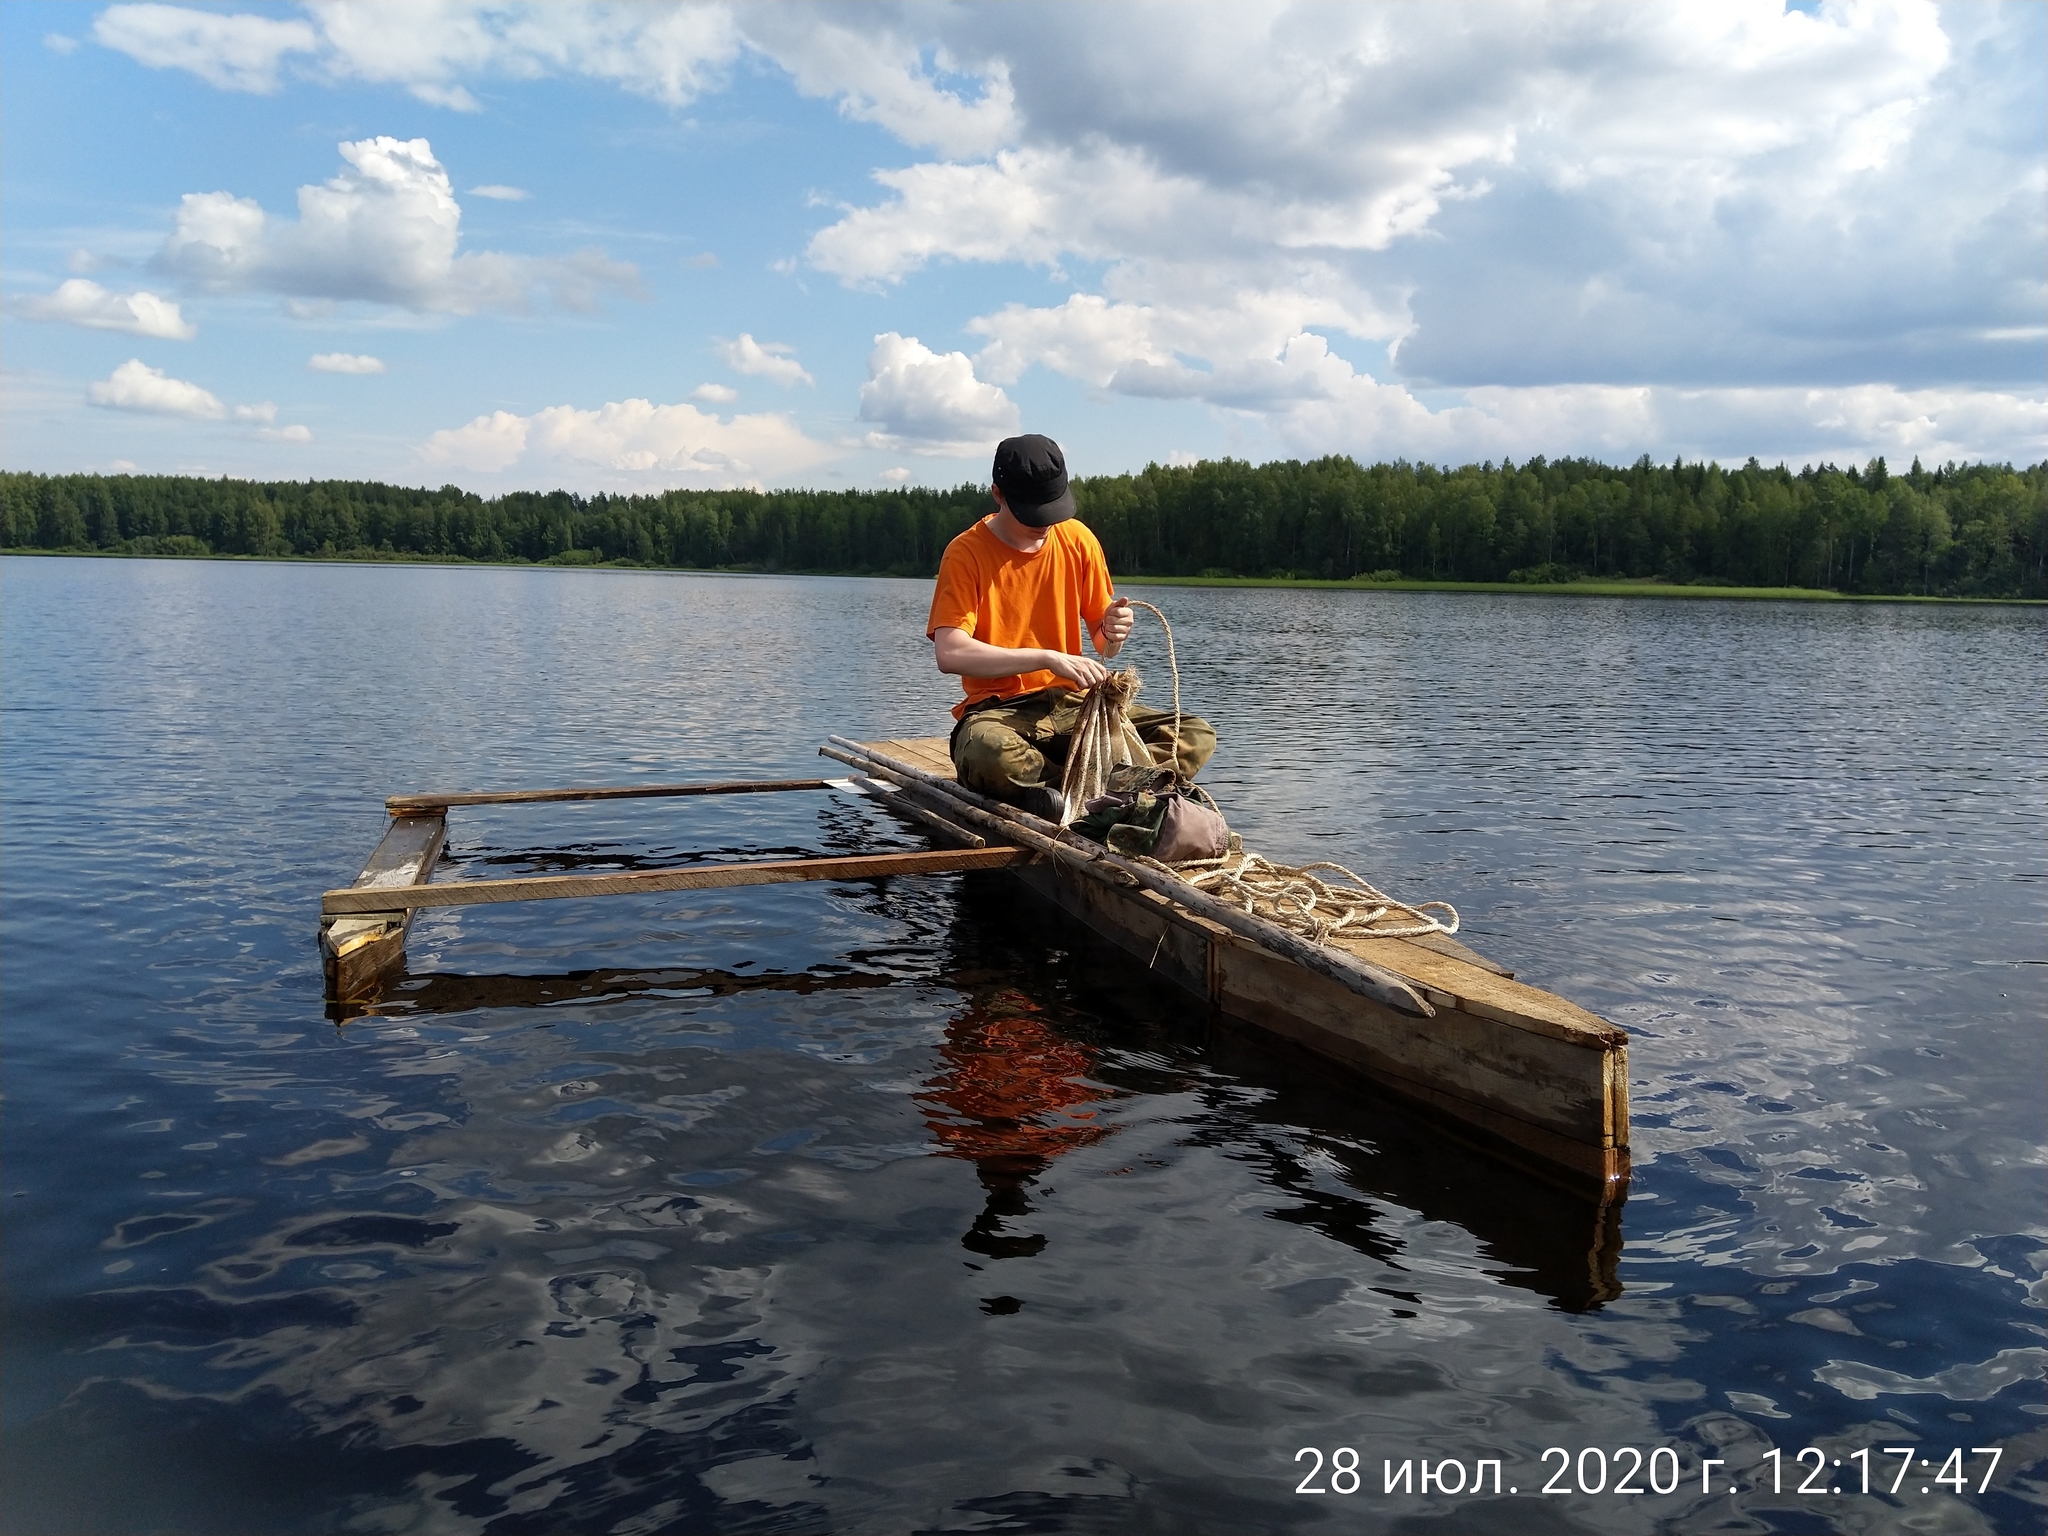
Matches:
[3,1,2042,495]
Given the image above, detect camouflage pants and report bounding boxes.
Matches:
[949,687,1217,803]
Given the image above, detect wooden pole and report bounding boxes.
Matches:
[820,738,1435,1019]
[323,844,1030,915]
[386,778,835,814]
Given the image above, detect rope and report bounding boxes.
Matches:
[1121,599,1180,770]
[1169,852,1460,943]
[1061,598,1460,949]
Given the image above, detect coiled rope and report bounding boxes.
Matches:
[1170,853,1459,941]
[1059,598,1460,945]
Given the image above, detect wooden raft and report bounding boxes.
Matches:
[838,737,1630,1191]
[318,777,1029,1001]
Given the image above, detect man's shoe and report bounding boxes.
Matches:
[1014,785,1067,824]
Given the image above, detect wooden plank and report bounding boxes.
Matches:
[1403,928,1514,977]
[386,778,833,813]
[321,813,446,1001]
[323,844,1031,915]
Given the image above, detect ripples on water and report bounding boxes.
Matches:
[2,556,2041,1534]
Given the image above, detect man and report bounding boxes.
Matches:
[927,433,1216,820]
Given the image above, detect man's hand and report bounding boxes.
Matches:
[1043,649,1111,689]
[1100,596,1135,646]
[1093,595,1135,658]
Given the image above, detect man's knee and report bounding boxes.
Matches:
[1135,711,1216,779]
[953,716,1050,797]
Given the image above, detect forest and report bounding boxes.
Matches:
[3,453,2042,598]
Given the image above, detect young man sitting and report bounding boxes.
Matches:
[927,433,1216,821]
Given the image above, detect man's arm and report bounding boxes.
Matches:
[933,627,1110,689]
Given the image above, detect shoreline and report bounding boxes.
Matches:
[4,546,2040,606]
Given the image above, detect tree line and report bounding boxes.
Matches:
[3,453,2042,597]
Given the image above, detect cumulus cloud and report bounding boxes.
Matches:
[690,382,738,403]
[468,184,529,201]
[17,279,197,340]
[716,334,813,387]
[418,394,835,490]
[309,351,385,374]
[153,136,639,314]
[797,0,2042,462]
[857,332,1018,457]
[87,359,225,418]
[85,359,315,438]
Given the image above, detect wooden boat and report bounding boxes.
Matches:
[319,741,1630,1196]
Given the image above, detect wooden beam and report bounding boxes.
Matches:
[321,813,446,1000]
[386,778,835,813]
[323,844,1030,915]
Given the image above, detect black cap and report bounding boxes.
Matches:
[992,434,1077,528]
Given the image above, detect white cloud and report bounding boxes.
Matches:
[82,359,316,438]
[737,7,1015,158]
[799,2,2035,421]
[309,351,386,374]
[1263,375,2048,472]
[44,33,80,55]
[86,358,225,418]
[94,3,318,92]
[878,466,911,485]
[716,333,813,387]
[857,332,1018,457]
[95,1,741,108]
[151,136,638,315]
[17,279,197,340]
[690,382,738,403]
[91,3,1009,150]
[418,394,835,490]
[468,184,529,201]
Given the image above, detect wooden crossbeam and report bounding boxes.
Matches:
[386,778,834,814]
[322,844,1031,915]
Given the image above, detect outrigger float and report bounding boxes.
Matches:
[320,737,1630,1193]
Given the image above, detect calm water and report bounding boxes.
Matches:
[2,555,2042,1535]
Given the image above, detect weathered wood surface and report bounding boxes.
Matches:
[321,813,446,1000]
[843,735,1629,1186]
[386,778,833,813]
[822,737,1436,1020]
[323,844,1030,915]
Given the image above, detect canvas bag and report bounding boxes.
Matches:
[1071,764,1235,864]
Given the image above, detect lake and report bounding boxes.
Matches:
[2,555,2041,1535]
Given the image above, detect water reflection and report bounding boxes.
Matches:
[917,986,1117,1262]
[329,960,899,1024]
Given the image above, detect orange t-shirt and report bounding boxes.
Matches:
[927,518,1115,719]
